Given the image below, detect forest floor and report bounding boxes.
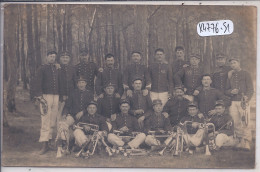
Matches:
[1,85,256,169]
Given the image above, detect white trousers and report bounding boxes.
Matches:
[215,133,238,148]
[108,133,146,149]
[229,101,252,142]
[39,94,59,142]
[150,91,169,107]
[145,135,174,146]
[183,129,204,147]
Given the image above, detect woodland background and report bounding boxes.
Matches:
[3,4,256,127]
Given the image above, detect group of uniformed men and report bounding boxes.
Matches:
[35,46,254,157]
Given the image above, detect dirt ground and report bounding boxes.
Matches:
[1,86,256,168]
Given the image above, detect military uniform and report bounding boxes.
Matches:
[74,111,108,147]
[35,63,60,142]
[128,91,153,119]
[212,66,231,93]
[225,66,254,143]
[75,62,98,92]
[97,94,120,119]
[144,107,173,146]
[149,62,173,106]
[174,66,204,95]
[108,111,146,149]
[172,59,189,77]
[194,87,229,118]
[95,67,124,96]
[163,97,190,126]
[123,63,151,90]
[62,89,94,117]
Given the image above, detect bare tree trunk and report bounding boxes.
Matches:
[66,5,73,53]
[63,5,67,52]
[56,6,62,54]
[34,5,41,68]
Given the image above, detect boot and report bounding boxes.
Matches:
[39,141,49,155]
[48,139,56,151]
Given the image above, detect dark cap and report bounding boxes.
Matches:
[87,101,98,107]
[175,46,184,52]
[215,100,225,107]
[216,53,226,59]
[79,49,89,56]
[47,50,57,56]
[174,85,185,91]
[132,76,143,83]
[188,101,198,108]
[60,51,72,57]
[228,57,240,62]
[152,99,162,106]
[189,54,200,59]
[104,82,116,88]
[120,99,130,106]
[77,76,87,82]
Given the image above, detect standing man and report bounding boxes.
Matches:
[35,50,60,155]
[194,74,230,119]
[128,77,153,129]
[172,46,189,77]
[123,51,151,97]
[107,99,146,149]
[163,86,190,126]
[149,48,173,107]
[212,53,231,93]
[75,49,99,92]
[95,53,123,98]
[174,54,204,95]
[225,57,254,150]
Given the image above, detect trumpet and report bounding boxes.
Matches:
[173,127,184,156]
[241,93,249,126]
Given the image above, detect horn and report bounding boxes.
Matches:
[205,144,211,156]
[159,147,167,156]
[56,146,62,158]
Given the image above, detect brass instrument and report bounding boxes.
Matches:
[172,127,184,156]
[241,93,249,126]
[34,97,48,116]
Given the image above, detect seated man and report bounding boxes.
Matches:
[179,101,205,154]
[73,101,109,157]
[107,99,146,149]
[97,82,120,131]
[144,99,174,151]
[128,77,153,129]
[209,100,237,150]
[56,76,94,157]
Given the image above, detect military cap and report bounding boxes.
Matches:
[215,100,225,107]
[87,101,98,107]
[104,82,116,88]
[228,57,240,62]
[120,99,130,105]
[77,76,87,82]
[47,50,57,56]
[132,76,143,83]
[60,51,72,57]
[174,85,185,91]
[189,54,201,59]
[216,53,226,59]
[188,101,198,108]
[152,99,162,106]
[79,49,89,56]
[175,46,185,52]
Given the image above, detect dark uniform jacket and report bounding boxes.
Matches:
[128,91,153,119]
[195,87,230,118]
[209,112,234,136]
[225,70,254,101]
[58,64,76,101]
[212,65,231,93]
[174,66,204,95]
[149,62,173,93]
[77,113,109,132]
[75,62,98,92]
[180,114,204,134]
[123,63,151,90]
[62,89,94,117]
[35,64,59,96]
[95,67,124,96]
[172,59,189,77]
[144,112,172,133]
[97,94,120,119]
[111,113,140,133]
[163,97,189,126]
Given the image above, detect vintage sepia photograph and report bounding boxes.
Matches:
[1,2,257,169]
